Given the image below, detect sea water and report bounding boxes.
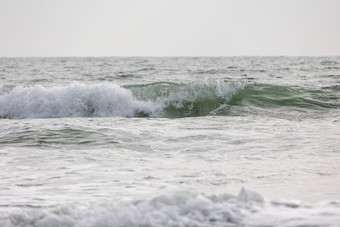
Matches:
[0,57,339,226]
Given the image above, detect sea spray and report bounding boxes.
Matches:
[0,82,160,119]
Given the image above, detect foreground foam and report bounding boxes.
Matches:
[1,189,339,227]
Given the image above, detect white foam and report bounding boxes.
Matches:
[0,82,162,118]
[0,189,339,227]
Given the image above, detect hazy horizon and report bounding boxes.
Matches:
[1,55,340,58]
[1,0,340,57]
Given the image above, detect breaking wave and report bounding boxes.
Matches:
[0,80,338,119]
[1,189,339,227]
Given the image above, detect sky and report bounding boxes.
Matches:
[0,0,339,57]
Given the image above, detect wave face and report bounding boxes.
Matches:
[126,80,244,117]
[1,189,339,227]
[0,80,338,119]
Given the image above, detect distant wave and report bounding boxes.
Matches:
[0,80,338,119]
[0,188,339,227]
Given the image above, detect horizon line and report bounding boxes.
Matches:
[1,55,339,58]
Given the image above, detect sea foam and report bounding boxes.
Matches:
[0,83,161,119]
[0,189,339,227]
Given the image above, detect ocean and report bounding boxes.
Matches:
[0,57,339,226]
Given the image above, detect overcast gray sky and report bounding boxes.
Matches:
[0,0,339,57]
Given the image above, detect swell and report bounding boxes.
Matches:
[0,81,338,119]
[229,84,339,109]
